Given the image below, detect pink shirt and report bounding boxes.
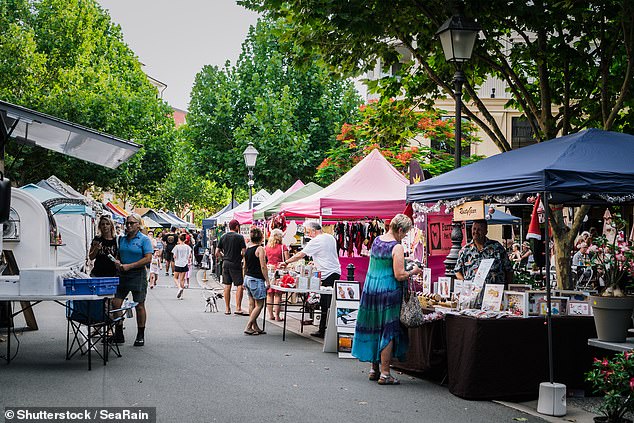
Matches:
[265,244,288,266]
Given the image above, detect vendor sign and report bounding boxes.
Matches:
[453,200,485,222]
[428,214,454,255]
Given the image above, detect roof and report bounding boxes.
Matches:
[253,182,323,220]
[0,100,140,169]
[406,128,634,205]
[281,149,408,219]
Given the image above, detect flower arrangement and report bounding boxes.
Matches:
[586,351,634,422]
[588,214,634,297]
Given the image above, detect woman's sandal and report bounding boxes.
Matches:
[377,374,400,385]
[368,370,380,381]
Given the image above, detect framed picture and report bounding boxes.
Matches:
[481,284,505,311]
[438,277,451,298]
[567,300,591,316]
[336,307,358,328]
[422,268,432,295]
[503,291,528,317]
[336,282,360,301]
[539,299,562,316]
[337,333,354,354]
[527,291,546,315]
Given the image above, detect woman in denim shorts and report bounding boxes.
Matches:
[243,227,270,335]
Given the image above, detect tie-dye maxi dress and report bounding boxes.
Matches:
[351,237,408,363]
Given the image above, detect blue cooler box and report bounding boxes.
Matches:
[63,277,119,295]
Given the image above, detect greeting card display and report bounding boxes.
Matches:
[334,280,360,358]
[473,258,495,288]
[437,277,451,298]
[481,284,505,311]
[567,300,591,316]
[503,291,528,317]
[421,268,432,295]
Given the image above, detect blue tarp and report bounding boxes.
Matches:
[201,200,239,248]
[487,208,520,225]
[406,129,634,204]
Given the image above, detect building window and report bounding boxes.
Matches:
[511,117,537,149]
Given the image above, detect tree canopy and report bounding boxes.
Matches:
[241,0,634,289]
[183,18,361,193]
[0,0,176,195]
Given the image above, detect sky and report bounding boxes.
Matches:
[97,0,260,111]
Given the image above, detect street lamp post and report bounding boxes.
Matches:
[436,12,480,277]
[242,143,259,210]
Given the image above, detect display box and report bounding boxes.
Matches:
[309,277,320,291]
[0,276,20,296]
[297,276,309,290]
[19,267,72,296]
[63,277,119,296]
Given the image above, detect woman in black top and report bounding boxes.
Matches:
[89,215,118,277]
[243,227,269,335]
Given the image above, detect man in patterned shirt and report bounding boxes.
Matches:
[454,219,513,288]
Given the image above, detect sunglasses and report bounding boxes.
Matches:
[125,221,138,226]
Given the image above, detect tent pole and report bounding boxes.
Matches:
[543,191,554,384]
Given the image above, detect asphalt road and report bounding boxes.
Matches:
[0,276,546,423]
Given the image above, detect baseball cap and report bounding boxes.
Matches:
[229,219,240,230]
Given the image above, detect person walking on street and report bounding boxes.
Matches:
[172,233,192,299]
[112,213,153,347]
[162,227,178,279]
[243,227,269,335]
[282,221,340,338]
[215,219,248,315]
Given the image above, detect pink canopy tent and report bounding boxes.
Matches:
[280,149,408,219]
[233,180,305,224]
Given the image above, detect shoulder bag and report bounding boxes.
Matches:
[400,277,426,328]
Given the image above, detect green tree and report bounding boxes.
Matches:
[315,94,481,185]
[184,18,361,193]
[241,0,634,288]
[0,0,175,196]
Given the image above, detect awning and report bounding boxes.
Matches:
[0,100,140,169]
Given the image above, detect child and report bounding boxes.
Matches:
[149,250,162,289]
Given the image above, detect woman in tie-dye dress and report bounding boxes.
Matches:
[352,214,422,385]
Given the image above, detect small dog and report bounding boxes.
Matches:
[202,291,223,313]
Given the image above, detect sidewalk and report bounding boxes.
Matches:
[195,269,600,423]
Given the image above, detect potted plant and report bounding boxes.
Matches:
[589,213,634,342]
[586,352,634,422]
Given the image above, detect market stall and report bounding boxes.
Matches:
[404,128,634,402]
[279,149,409,281]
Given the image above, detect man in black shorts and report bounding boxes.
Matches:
[162,227,178,277]
[215,219,247,315]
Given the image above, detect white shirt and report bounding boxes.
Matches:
[172,244,191,267]
[301,233,340,279]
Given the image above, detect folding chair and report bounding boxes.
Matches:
[65,299,136,370]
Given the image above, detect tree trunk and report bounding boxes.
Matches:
[550,205,590,289]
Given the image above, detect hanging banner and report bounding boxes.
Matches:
[428,214,454,255]
[453,200,485,222]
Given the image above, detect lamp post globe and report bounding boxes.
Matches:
[243,143,259,209]
[436,13,480,278]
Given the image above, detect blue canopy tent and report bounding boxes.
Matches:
[165,211,196,229]
[406,128,634,390]
[486,207,521,225]
[201,200,239,249]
